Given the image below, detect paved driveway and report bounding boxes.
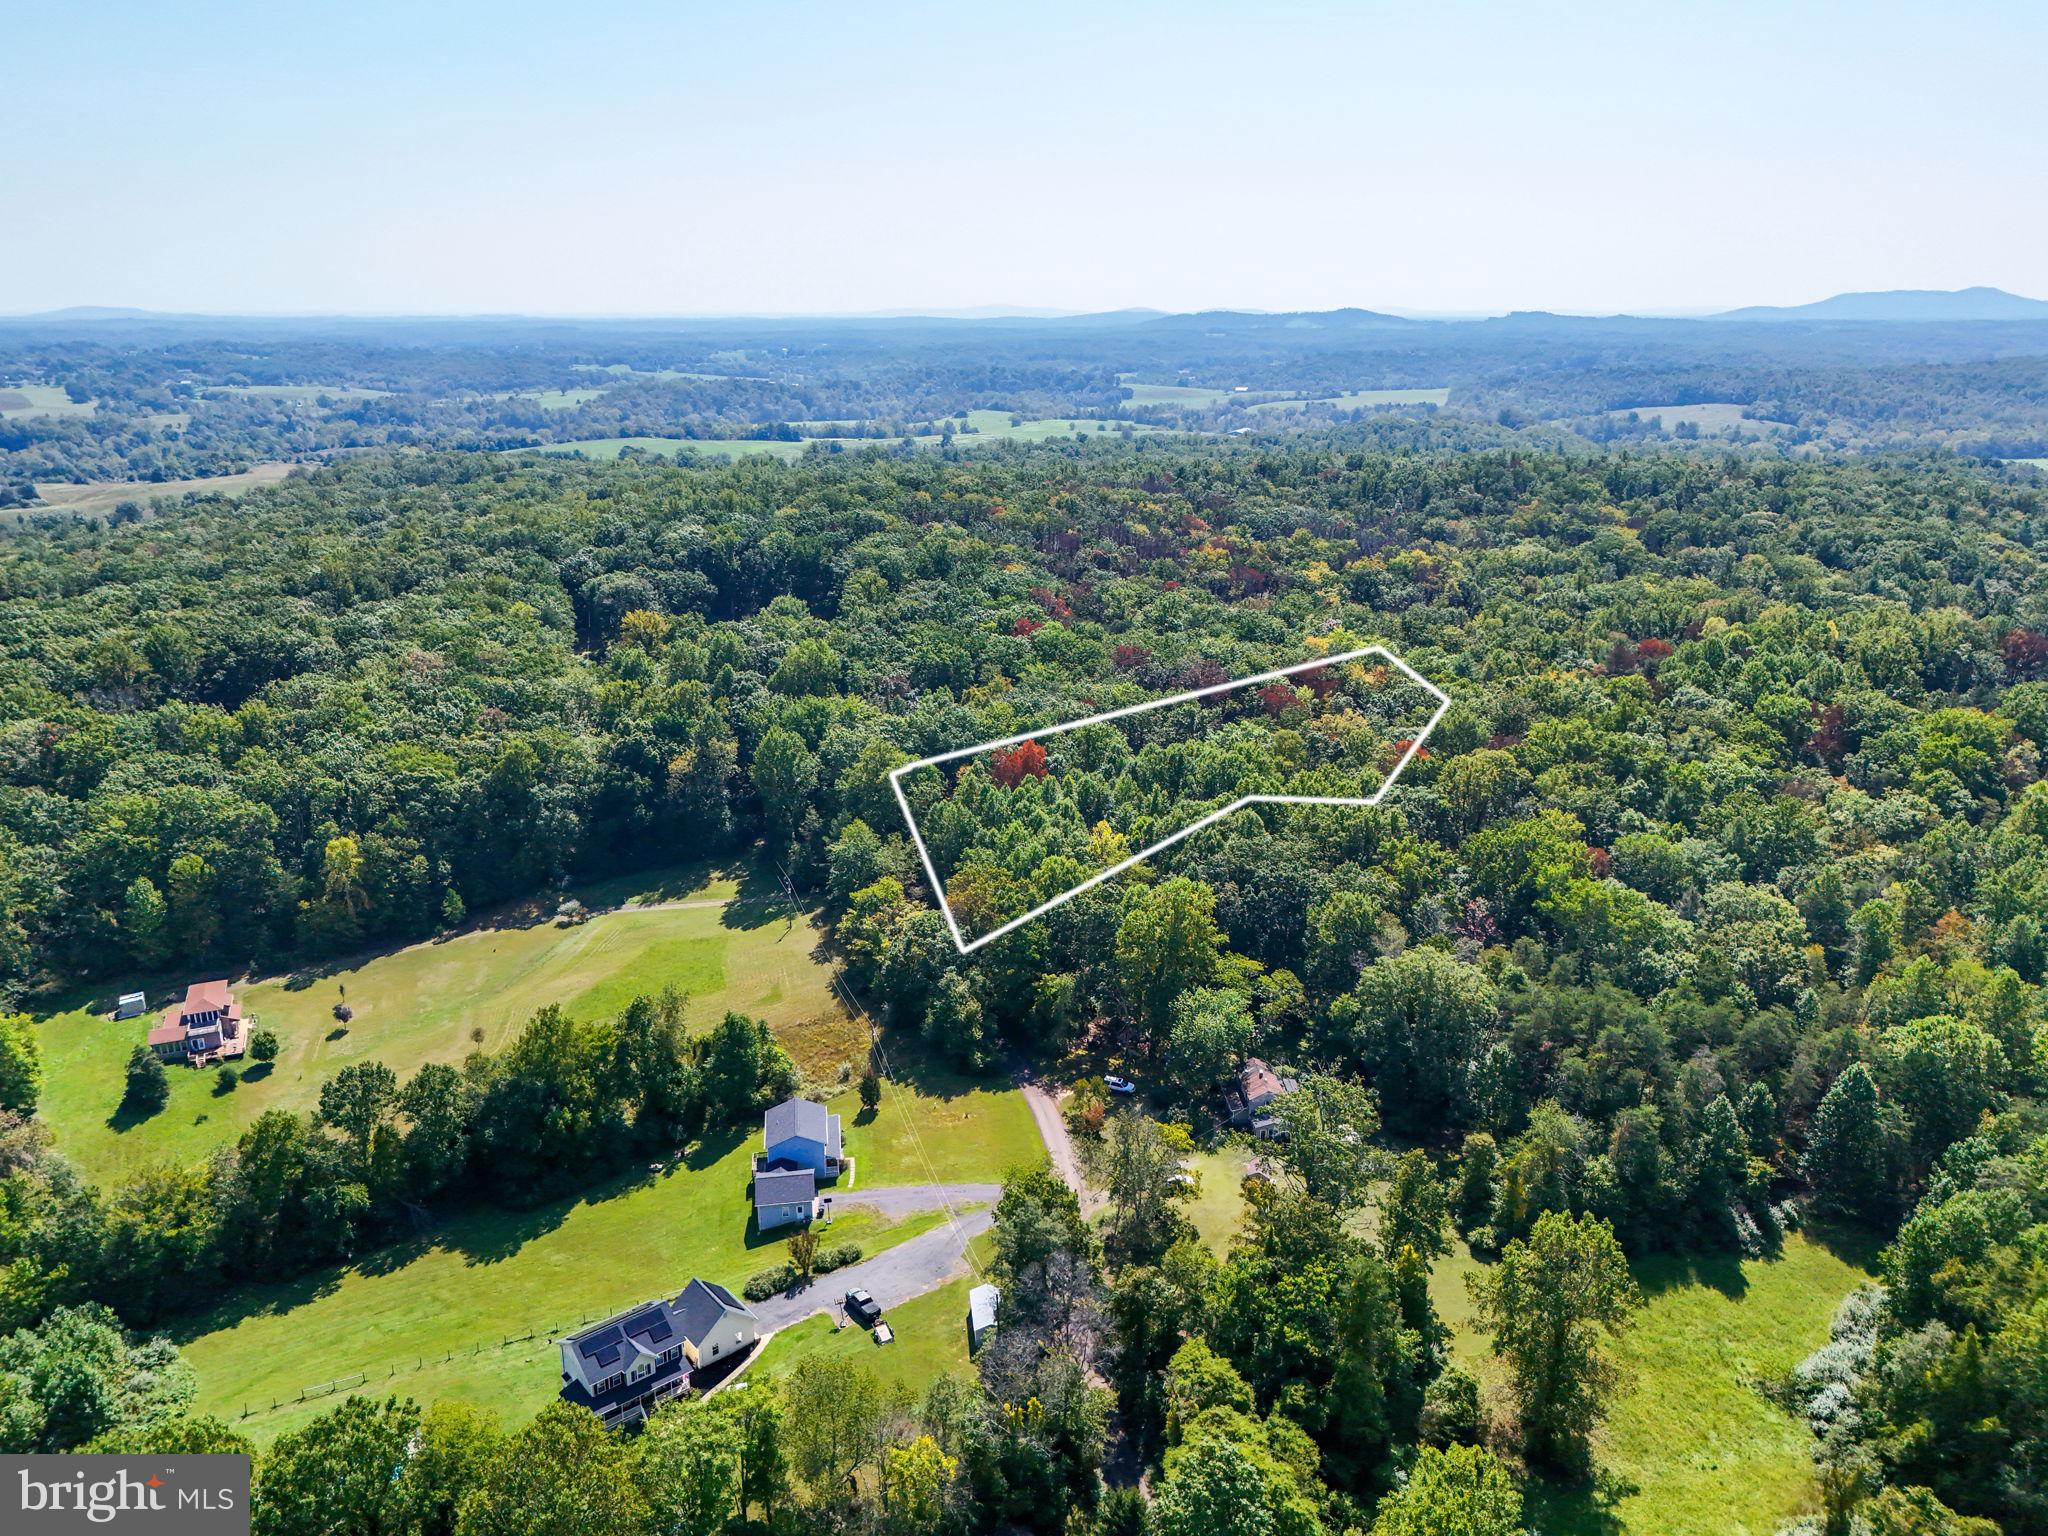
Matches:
[750,1206,994,1329]
[828,1182,1000,1218]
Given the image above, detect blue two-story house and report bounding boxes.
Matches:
[752,1096,845,1232]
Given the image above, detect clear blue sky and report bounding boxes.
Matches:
[7,0,2044,316]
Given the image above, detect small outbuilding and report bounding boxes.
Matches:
[968,1283,1001,1353]
[113,991,148,1020]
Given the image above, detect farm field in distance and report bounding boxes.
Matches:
[526,411,1158,464]
[0,382,97,417]
[1246,386,1452,412]
[1430,1227,1874,1536]
[1119,379,1252,407]
[21,462,297,519]
[30,860,865,1182]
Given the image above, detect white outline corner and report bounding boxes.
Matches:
[888,645,1450,954]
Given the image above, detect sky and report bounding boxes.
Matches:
[6,0,2045,317]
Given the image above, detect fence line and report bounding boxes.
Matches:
[237,1306,622,1421]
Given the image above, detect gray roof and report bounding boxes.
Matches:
[754,1167,816,1208]
[674,1277,751,1341]
[969,1283,1001,1331]
[571,1300,676,1369]
[764,1096,831,1149]
[566,1279,753,1373]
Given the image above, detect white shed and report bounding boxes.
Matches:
[968,1283,1000,1352]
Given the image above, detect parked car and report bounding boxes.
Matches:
[873,1322,894,1345]
[845,1288,882,1326]
[1105,1075,1136,1095]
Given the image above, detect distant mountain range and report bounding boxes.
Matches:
[10,290,2048,327]
[1140,307,1417,331]
[1710,286,2048,322]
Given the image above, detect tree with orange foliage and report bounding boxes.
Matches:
[990,740,1049,788]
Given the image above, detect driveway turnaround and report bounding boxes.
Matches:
[749,1206,994,1329]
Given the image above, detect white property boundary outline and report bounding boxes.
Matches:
[888,645,1451,954]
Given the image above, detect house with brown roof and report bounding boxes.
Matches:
[1223,1057,1299,1139]
[147,980,249,1066]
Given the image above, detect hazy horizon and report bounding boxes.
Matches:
[8,1,2046,317]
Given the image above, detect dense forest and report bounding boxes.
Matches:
[0,432,2044,1534]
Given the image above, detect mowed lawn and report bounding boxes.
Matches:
[1432,1228,1873,1536]
[32,868,863,1182]
[179,1065,1031,1441]
[1184,1141,1256,1254]
[750,1236,996,1396]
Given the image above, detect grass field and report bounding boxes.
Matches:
[179,1146,974,1440]
[498,387,606,410]
[30,862,866,1182]
[1184,1142,1256,1253]
[1606,402,1783,437]
[1121,380,1248,407]
[955,409,1143,443]
[23,463,296,519]
[0,383,97,417]
[750,1236,996,1398]
[1432,1227,1874,1536]
[1247,387,1451,413]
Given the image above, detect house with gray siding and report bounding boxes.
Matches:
[557,1278,758,1428]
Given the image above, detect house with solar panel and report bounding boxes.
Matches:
[557,1278,758,1427]
[751,1096,845,1232]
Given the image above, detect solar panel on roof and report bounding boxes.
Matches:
[576,1324,625,1363]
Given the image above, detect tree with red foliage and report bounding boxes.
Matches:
[990,740,1049,788]
[1806,703,1851,766]
[1012,615,1041,637]
[2003,626,2048,679]
[1112,643,1152,671]
[1258,683,1298,717]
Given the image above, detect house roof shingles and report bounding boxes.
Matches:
[753,1167,816,1209]
[673,1277,747,1341]
[763,1097,831,1149]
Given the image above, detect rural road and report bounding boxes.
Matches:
[1017,1070,1101,1212]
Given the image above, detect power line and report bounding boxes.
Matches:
[775,857,982,1279]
